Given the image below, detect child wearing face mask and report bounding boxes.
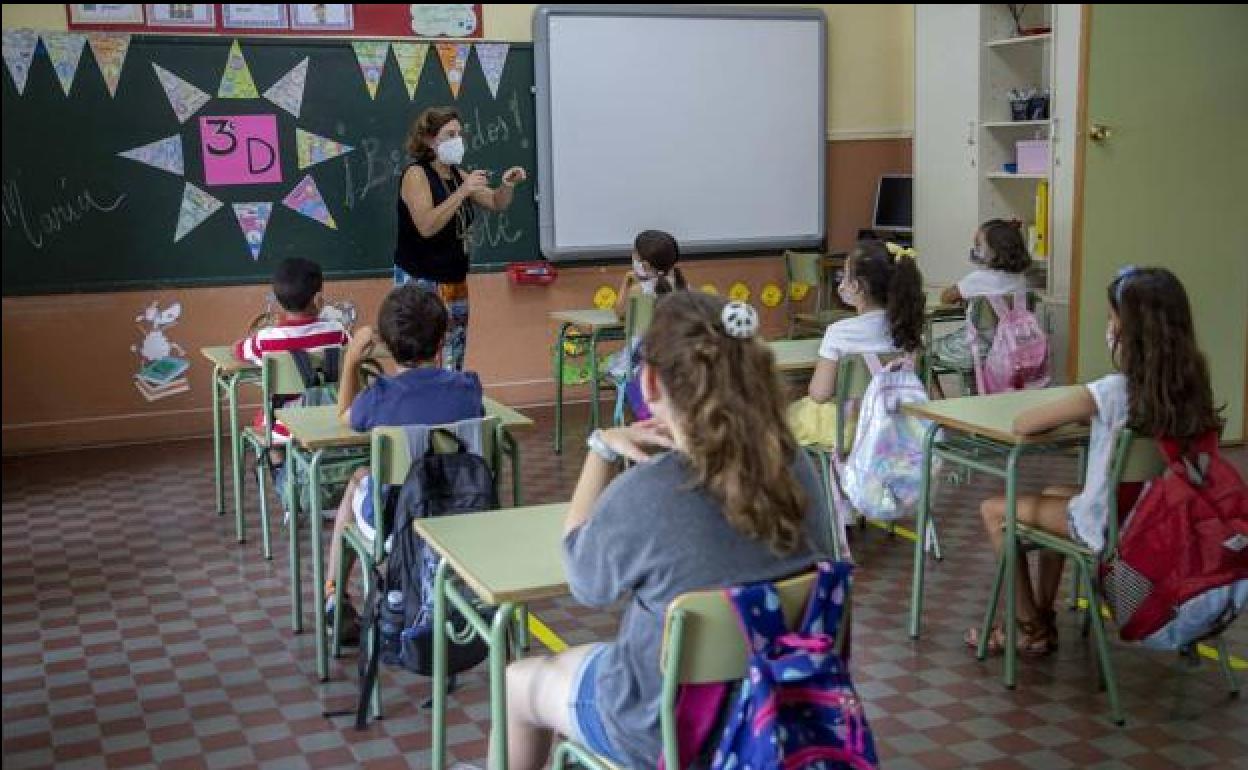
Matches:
[964,267,1223,658]
[930,219,1032,372]
[788,240,925,447]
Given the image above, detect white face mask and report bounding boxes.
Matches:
[632,257,651,281]
[838,280,858,306]
[435,136,465,166]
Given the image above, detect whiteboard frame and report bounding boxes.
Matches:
[533,4,827,261]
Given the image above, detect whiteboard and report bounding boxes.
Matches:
[534,6,826,261]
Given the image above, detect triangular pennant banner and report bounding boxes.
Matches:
[263,56,308,117]
[435,42,471,99]
[283,175,337,229]
[296,128,354,170]
[351,41,389,100]
[3,28,39,96]
[233,202,274,260]
[474,43,509,100]
[153,63,211,123]
[391,42,429,100]
[119,135,184,176]
[42,32,88,96]
[174,183,223,243]
[218,40,259,99]
[87,32,130,97]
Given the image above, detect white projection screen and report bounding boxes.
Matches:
[534,6,826,261]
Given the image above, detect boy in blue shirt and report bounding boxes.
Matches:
[325,284,484,644]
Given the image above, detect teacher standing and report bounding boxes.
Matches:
[394,106,527,371]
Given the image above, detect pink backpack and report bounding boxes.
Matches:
[969,291,1050,394]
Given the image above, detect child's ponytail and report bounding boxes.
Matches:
[885,244,925,353]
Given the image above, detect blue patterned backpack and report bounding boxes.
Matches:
[712,561,878,770]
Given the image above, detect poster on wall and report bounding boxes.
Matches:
[222,4,288,30]
[68,5,145,25]
[290,4,354,31]
[145,4,215,28]
[410,5,483,38]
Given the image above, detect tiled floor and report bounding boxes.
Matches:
[3,403,1246,769]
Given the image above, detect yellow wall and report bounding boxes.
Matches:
[1,3,915,137]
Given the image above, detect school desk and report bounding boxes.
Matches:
[417,502,570,770]
[276,399,535,681]
[550,309,626,452]
[200,346,263,540]
[903,386,1088,690]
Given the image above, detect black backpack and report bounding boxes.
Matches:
[352,428,498,727]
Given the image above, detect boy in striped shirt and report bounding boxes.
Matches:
[234,257,349,445]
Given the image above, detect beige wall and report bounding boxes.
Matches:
[2,4,916,137]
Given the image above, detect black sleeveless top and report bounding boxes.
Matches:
[394,161,476,283]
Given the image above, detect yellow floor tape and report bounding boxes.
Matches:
[528,612,569,653]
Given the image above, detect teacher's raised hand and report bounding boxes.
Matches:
[502,166,528,186]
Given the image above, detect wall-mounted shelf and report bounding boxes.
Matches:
[985,32,1052,49]
[987,172,1049,179]
[982,120,1051,129]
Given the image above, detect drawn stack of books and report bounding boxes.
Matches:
[135,356,190,401]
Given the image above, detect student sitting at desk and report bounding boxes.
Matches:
[788,239,925,446]
[323,284,483,645]
[494,292,834,770]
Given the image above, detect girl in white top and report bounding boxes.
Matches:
[931,219,1032,370]
[790,240,925,445]
[966,266,1222,657]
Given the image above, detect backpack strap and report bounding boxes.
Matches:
[1013,290,1029,313]
[986,293,1012,321]
[402,419,486,460]
[861,353,884,377]
[798,561,852,643]
[289,349,320,388]
[322,346,342,384]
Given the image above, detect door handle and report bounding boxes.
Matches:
[1089,123,1113,142]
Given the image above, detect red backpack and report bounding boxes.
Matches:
[1101,432,1248,647]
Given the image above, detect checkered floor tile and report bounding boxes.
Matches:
[3,402,1246,769]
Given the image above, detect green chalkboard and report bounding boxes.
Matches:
[2,36,537,295]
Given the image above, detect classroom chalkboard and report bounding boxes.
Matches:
[2,35,538,296]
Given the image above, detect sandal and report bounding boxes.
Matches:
[965,620,1053,658]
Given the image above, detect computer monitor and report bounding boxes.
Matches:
[871,174,913,233]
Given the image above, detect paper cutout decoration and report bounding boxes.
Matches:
[789,282,810,302]
[218,40,259,99]
[87,32,130,97]
[233,202,274,260]
[592,286,617,311]
[263,56,308,117]
[283,175,337,229]
[729,282,751,303]
[153,63,211,123]
[174,182,223,242]
[119,135,184,176]
[42,32,88,96]
[391,42,429,100]
[435,42,471,99]
[351,41,389,100]
[296,128,354,170]
[475,43,509,99]
[3,29,40,95]
[701,284,720,296]
[760,283,784,308]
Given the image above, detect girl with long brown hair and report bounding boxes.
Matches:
[966,266,1221,657]
[494,291,835,769]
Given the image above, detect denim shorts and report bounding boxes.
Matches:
[568,644,626,764]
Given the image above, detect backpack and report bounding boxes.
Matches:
[289,347,341,407]
[1100,432,1248,650]
[277,348,355,512]
[838,354,935,522]
[969,292,1050,394]
[711,561,878,770]
[353,424,499,727]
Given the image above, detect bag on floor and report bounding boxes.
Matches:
[353,424,498,727]
[1100,432,1248,649]
[970,292,1050,394]
[839,354,934,522]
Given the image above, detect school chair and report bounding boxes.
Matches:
[332,417,503,720]
[612,293,656,427]
[784,250,849,339]
[551,567,851,770]
[977,429,1240,725]
[240,349,364,560]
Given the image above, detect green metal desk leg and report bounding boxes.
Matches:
[307,450,328,681]
[587,328,602,433]
[502,429,522,507]
[908,422,941,639]
[228,374,245,543]
[432,560,451,768]
[212,366,225,515]
[553,322,570,454]
[489,602,517,770]
[1003,446,1023,690]
[288,447,303,633]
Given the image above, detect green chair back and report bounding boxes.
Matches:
[784,250,824,288]
[625,292,657,345]
[1104,428,1166,553]
[833,352,912,458]
[258,348,343,440]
